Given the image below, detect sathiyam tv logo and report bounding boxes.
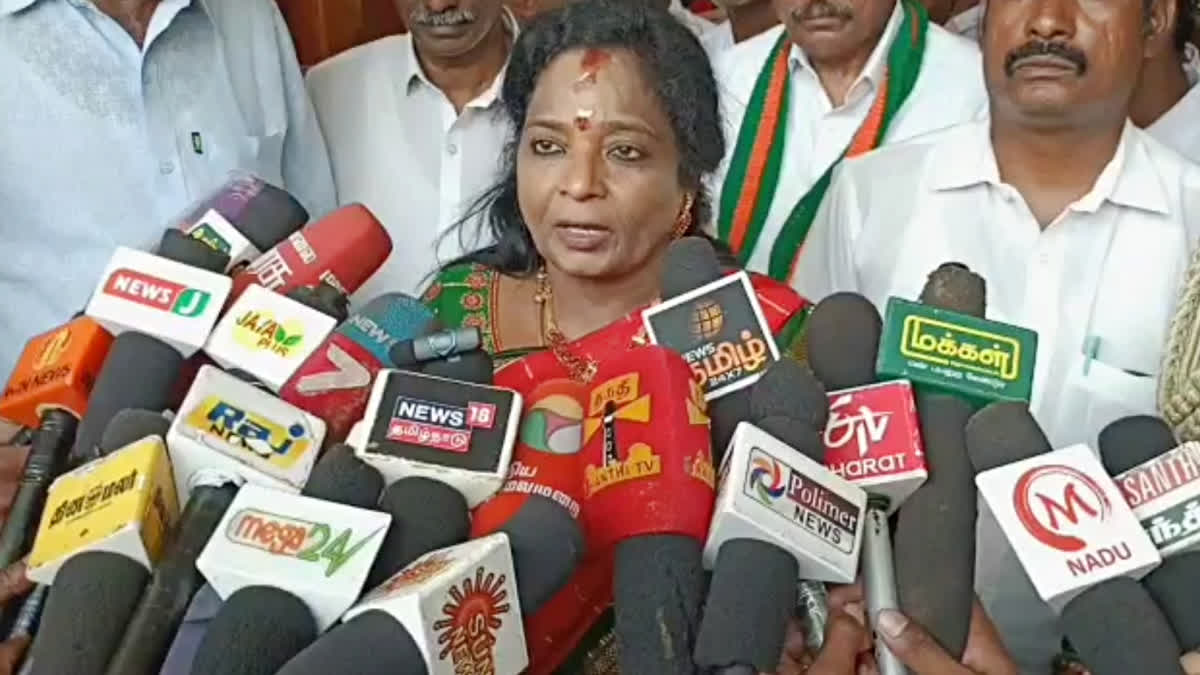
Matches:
[103,269,211,317]
[1014,465,1113,553]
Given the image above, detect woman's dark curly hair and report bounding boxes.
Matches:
[439,0,726,277]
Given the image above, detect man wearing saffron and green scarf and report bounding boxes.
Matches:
[710,0,987,283]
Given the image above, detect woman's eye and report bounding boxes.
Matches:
[531,139,562,155]
[609,145,644,161]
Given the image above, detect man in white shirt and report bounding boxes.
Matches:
[698,0,779,56]
[710,0,985,282]
[1133,0,1199,162]
[793,0,1200,670]
[306,0,518,299]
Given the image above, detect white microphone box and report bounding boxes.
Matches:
[197,484,390,630]
[1113,440,1200,556]
[704,422,867,583]
[167,366,325,503]
[204,284,337,392]
[85,246,231,356]
[977,443,1162,610]
[347,533,528,675]
[179,208,259,273]
[354,369,522,507]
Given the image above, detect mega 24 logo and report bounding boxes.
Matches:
[227,508,384,577]
[103,269,211,317]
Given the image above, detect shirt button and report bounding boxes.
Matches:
[159,161,174,175]
[447,143,458,156]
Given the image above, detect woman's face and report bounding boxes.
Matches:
[517,47,689,280]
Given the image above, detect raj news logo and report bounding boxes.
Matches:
[1014,465,1113,552]
[433,567,512,673]
[184,397,314,468]
[226,508,384,577]
[386,396,497,453]
[103,269,211,317]
[233,309,306,358]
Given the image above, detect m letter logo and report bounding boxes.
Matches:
[103,269,211,317]
[1013,465,1112,553]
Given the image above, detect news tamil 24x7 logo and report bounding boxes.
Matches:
[103,269,211,317]
[433,566,512,674]
[642,273,777,399]
[226,508,385,577]
[1013,464,1134,575]
[386,395,497,454]
[184,397,313,468]
[744,447,859,554]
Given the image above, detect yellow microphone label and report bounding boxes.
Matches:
[29,437,180,580]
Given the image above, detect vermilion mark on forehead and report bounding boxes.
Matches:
[574,108,594,131]
[574,48,612,88]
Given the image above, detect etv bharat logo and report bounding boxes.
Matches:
[103,269,211,317]
[1014,465,1112,552]
[233,310,305,358]
[434,567,511,674]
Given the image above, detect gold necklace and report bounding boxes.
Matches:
[534,266,599,383]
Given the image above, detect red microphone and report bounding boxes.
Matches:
[229,204,391,304]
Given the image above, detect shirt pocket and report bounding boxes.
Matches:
[1060,349,1159,449]
[189,130,286,191]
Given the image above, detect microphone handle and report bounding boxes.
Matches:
[103,484,237,675]
[7,584,47,640]
[0,410,77,568]
[797,580,828,651]
[863,501,905,675]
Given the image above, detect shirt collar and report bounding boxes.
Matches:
[929,118,1170,216]
[402,6,518,107]
[2,0,206,21]
[788,0,903,99]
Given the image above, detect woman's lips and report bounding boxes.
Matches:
[553,223,612,251]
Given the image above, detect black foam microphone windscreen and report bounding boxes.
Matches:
[300,443,383,509]
[29,551,149,675]
[919,262,986,318]
[965,401,1053,473]
[276,611,428,675]
[70,332,183,466]
[158,229,231,273]
[749,357,828,431]
[497,495,586,615]
[803,293,881,391]
[1098,415,1178,476]
[1143,551,1200,651]
[614,534,706,675]
[367,477,471,588]
[97,409,171,454]
[894,393,976,658]
[189,586,318,675]
[661,236,723,299]
[1061,576,1184,675]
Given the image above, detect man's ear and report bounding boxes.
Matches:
[1143,0,1178,59]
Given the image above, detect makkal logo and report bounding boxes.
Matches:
[746,447,787,505]
[103,269,211,317]
[226,508,384,578]
[184,397,313,467]
[1014,465,1112,553]
[233,310,305,358]
[824,393,891,458]
[433,567,511,672]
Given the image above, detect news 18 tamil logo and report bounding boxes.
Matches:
[232,309,305,358]
[183,397,313,468]
[386,396,497,453]
[900,316,1022,382]
[103,269,212,317]
[434,567,511,674]
[226,508,384,577]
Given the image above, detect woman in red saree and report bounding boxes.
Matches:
[421,2,810,671]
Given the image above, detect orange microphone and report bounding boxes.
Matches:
[0,317,114,567]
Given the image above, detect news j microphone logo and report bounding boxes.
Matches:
[433,566,512,673]
[226,508,385,577]
[183,397,314,467]
[103,268,212,317]
[386,396,497,454]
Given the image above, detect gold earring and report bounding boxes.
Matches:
[672,194,695,239]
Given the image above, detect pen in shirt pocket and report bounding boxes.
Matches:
[1082,335,1151,377]
[191,132,204,155]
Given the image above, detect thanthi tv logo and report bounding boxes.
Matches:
[900,315,1022,381]
[184,397,312,467]
[582,373,661,497]
[434,567,512,673]
[233,309,305,358]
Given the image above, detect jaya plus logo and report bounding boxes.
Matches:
[233,310,305,358]
[434,567,512,674]
[227,508,384,577]
[386,396,497,453]
[184,397,313,467]
[103,269,211,317]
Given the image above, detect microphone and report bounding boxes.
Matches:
[281,293,434,442]
[365,477,471,589]
[158,229,233,276]
[0,318,114,568]
[1102,416,1200,651]
[917,262,987,318]
[84,246,232,357]
[204,283,342,392]
[173,171,308,272]
[642,237,781,401]
[166,365,327,503]
[353,362,522,508]
[973,416,1172,675]
[301,443,385,510]
[696,360,866,673]
[390,327,482,369]
[228,203,391,303]
[577,345,716,674]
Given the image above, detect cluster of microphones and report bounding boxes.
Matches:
[1,172,1198,675]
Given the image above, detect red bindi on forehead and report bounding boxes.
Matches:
[574,48,613,88]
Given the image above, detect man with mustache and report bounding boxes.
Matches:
[305,0,518,298]
[709,0,985,281]
[1132,0,1198,161]
[793,0,1200,670]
